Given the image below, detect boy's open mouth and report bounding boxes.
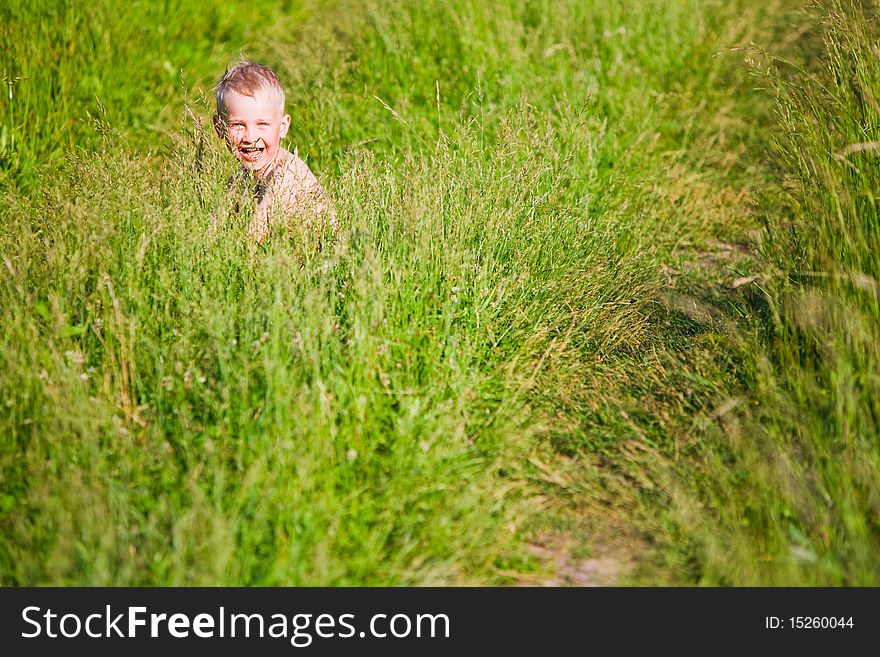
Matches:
[237,145,265,163]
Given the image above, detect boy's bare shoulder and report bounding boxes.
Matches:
[276,147,319,192]
[273,148,338,232]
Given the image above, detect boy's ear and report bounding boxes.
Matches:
[213,114,227,140]
[279,113,291,139]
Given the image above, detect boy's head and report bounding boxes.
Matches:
[213,62,291,176]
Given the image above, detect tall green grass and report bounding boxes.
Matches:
[657,0,880,584]
[1,0,877,585]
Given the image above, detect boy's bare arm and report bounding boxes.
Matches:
[242,153,337,245]
[245,182,333,245]
[277,160,338,235]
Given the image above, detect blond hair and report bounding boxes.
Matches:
[215,62,285,115]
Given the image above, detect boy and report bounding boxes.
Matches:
[212,62,336,244]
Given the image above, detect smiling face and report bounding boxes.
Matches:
[214,91,291,177]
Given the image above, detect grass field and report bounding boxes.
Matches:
[1,0,878,585]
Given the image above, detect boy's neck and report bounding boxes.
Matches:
[247,146,290,180]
